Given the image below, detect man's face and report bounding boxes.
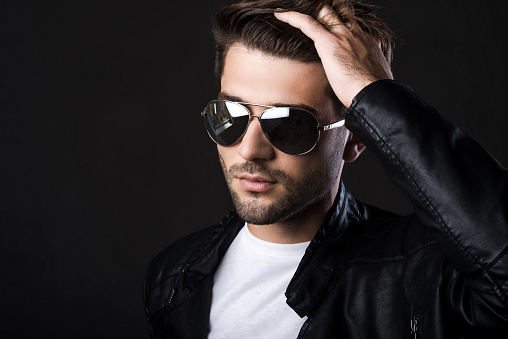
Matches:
[218,44,351,225]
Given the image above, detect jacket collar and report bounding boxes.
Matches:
[285,180,362,317]
[183,211,244,292]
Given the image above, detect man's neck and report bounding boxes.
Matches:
[247,178,341,244]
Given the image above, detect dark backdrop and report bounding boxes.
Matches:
[1,0,507,337]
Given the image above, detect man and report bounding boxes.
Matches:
[144,0,508,337]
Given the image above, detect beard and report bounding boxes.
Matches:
[219,153,341,225]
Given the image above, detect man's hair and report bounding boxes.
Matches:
[212,0,394,81]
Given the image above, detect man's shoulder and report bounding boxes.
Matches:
[145,210,241,290]
[144,211,244,317]
[147,225,217,279]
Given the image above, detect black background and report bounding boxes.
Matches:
[1,0,507,337]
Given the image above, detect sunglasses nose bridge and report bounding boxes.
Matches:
[248,115,261,123]
[243,114,263,133]
[244,115,263,135]
[238,114,276,161]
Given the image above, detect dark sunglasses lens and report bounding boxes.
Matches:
[204,101,250,146]
[261,108,319,155]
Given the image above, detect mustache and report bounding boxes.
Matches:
[227,161,293,185]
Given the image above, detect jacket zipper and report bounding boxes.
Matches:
[167,263,190,305]
[410,310,420,339]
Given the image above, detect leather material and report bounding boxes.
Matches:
[144,80,508,338]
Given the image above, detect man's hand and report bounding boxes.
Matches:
[274,5,393,108]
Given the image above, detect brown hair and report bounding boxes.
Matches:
[212,0,394,81]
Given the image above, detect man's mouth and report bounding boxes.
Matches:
[237,173,277,193]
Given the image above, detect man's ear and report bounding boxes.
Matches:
[343,132,366,162]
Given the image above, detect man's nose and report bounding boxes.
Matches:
[238,116,276,161]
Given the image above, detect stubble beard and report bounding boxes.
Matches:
[219,153,341,225]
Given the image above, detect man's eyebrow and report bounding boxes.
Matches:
[217,92,244,102]
[217,91,321,115]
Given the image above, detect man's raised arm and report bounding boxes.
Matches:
[276,3,508,329]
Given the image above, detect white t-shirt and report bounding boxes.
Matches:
[208,224,310,339]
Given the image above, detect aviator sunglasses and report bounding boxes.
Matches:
[201,100,345,155]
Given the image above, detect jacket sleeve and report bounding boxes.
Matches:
[345,79,508,328]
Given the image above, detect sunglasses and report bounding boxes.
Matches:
[201,100,345,155]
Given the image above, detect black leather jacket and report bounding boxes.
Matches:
[144,80,508,338]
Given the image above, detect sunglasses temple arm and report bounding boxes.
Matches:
[318,119,345,131]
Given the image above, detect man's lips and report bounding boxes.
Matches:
[237,173,277,192]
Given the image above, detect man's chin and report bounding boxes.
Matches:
[231,193,297,226]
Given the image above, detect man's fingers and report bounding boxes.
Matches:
[274,11,331,43]
[317,4,352,33]
[317,5,340,28]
